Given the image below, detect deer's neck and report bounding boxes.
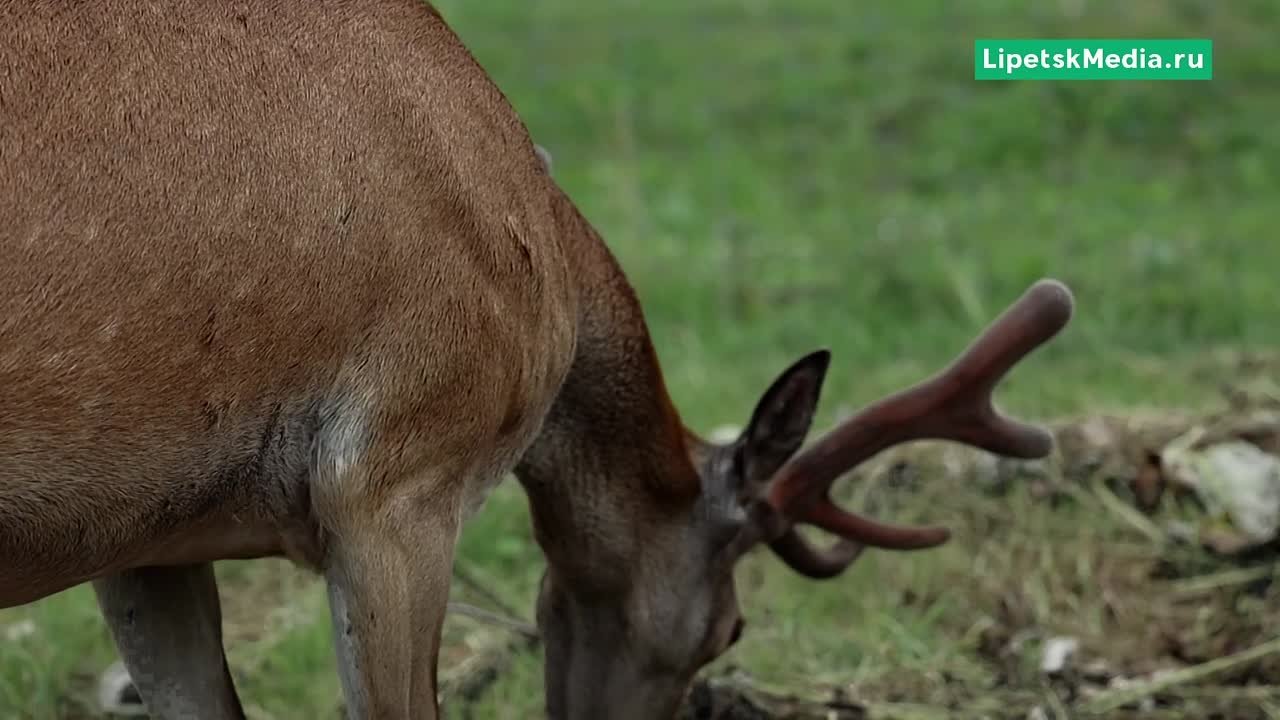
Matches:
[514,192,699,572]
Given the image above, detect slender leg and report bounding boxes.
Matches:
[323,508,458,719]
[93,563,247,720]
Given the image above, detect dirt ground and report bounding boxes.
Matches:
[423,374,1280,720]
[676,374,1280,719]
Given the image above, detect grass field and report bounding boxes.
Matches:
[4,1,1280,718]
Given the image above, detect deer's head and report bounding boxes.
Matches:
[519,279,1074,719]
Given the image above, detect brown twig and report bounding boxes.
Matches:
[447,601,539,641]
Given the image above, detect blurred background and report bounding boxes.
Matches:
[3,1,1279,718]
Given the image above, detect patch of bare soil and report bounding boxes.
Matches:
[676,375,1280,719]
[440,372,1280,718]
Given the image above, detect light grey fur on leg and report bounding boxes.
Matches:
[94,563,247,720]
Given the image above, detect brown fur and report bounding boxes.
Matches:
[1,2,832,718]
[0,0,570,598]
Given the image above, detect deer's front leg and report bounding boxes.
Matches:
[323,503,458,719]
[93,563,246,720]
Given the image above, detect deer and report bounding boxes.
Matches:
[0,1,1075,718]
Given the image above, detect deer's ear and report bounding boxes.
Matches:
[737,350,830,488]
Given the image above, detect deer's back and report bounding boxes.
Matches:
[0,0,576,603]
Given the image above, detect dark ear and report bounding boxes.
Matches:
[737,350,830,490]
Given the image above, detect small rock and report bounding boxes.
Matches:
[1040,636,1079,675]
[1162,429,1280,549]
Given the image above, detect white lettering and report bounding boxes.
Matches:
[980,44,1202,77]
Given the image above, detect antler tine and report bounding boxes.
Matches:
[762,279,1074,565]
[767,529,864,580]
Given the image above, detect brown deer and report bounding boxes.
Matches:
[0,1,1075,718]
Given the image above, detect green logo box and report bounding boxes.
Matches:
[974,39,1212,80]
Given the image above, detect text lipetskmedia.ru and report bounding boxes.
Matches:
[973,40,1212,80]
[982,47,1204,74]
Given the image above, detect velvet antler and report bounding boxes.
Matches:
[755,279,1074,578]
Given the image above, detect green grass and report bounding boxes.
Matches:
[4,0,1280,718]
